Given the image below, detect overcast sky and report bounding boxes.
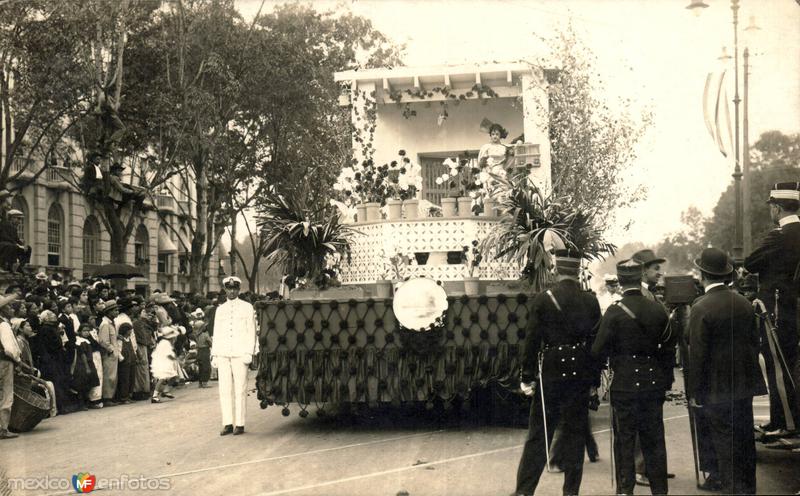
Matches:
[236,0,800,247]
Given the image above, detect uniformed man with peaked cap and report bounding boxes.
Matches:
[744,181,800,436]
[592,259,674,495]
[512,250,602,496]
[212,276,258,436]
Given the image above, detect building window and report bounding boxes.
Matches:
[158,253,170,274]
[134,224,149,268]
[11,196,27,243]
[47,203,63,266]
[82,216,100,265]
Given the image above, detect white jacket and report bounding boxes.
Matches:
[211,298,257,358]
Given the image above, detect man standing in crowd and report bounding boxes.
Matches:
[98,300,121,406]
[688,248,759,495]
[513,250,602,496]
[592,259,675,495]
[212,276,257,436]
[744,181,800,437]
[632,249,666,304]
[0,294,20,439]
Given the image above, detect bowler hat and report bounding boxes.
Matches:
[693,248,733,276]
[631,249,665,267]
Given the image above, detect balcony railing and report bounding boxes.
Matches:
[156,194,175,211]
[46,166,70,183]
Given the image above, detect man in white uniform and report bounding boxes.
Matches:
[212,276,257,436]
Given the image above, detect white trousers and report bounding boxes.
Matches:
[217,356,249,427]
[89,351,103,402]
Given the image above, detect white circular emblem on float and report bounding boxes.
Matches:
[392,278,448,332]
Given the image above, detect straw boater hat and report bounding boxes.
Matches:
[100,300,118,314]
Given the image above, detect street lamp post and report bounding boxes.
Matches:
[687,0,751,262]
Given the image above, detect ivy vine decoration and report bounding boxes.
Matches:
[388,83,500,119]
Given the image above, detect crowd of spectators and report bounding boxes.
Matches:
[0,270,270,439]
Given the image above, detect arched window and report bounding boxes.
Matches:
[10,196,28,243]
[134,224,149,268]
[82,216,101,265]
[47,203,64,266]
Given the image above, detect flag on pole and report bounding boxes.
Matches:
[702,70,733,159]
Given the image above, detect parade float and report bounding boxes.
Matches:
[255,62,605,417]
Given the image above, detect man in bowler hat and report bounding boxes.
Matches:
[688,248,760,494]
[744,181,800,436]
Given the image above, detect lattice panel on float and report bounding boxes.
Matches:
[340,218,522,283]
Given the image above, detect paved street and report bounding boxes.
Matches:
[0,370,797,496]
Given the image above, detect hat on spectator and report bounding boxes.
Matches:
[191,320,207,332]
[7,209,23,217]
[190,308,205,320]
[100,300,118,314]
[10,318,25,333]
[159,326,179,339]
[631,249,665,268]
[693,247,733,276]
[39,309,58,323]
[35,271,48,281]
[222,276,242,288]
[152,293,174,305]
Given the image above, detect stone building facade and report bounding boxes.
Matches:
[9,161,221,296]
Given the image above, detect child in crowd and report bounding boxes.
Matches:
[193,320,212,388]
[114,323,136,404]
[72,324,101,410]
[150,326,179,404]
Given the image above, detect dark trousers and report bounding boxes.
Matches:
[197,348,211,383]
[691,406,719,476]
[115,359,135,402]
[704,398,756,495]
[611,392,668,495]
[515,381,589,496]
[762,329,799,430]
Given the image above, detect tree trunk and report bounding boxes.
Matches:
[229,205,237,276]
[189,159,208,294]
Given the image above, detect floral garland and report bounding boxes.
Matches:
[333,150,423,208]
[388,84,500,120]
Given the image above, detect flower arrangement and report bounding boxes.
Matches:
[461,240,482,278]
[381,249,415,281]
[333,150,422,208]
[434,157,485,199]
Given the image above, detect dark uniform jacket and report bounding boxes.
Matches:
[520,279,601,384]
[687,285,760,405]
[744,218,800,337]
[592,289,674,393]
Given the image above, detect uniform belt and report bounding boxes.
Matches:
[542,342,587,351]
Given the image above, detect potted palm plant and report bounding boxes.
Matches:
[480,174,615,291]
[257,188,359,297]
